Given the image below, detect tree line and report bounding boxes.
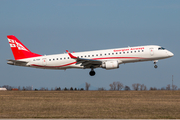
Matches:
[108,82,179,91]
[1,82,179,91]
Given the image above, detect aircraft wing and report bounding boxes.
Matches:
[7,59,28,66]
[66,50,102,68]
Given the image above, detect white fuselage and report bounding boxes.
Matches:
[18,45,173,70]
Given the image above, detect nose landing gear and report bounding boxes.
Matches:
[154,60,158,68]
[89,68,96,76]
[154,65,158,68]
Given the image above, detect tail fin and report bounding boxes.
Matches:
[7,35,42,60]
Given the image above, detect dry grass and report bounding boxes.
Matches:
[0,91,180,118]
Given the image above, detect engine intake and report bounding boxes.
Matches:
[102,61,119,70]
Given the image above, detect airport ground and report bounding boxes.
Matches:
[0,91,180,119]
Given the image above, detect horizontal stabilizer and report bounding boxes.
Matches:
[7,59,28,66]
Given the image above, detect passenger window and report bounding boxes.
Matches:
[127,51,129,53]
[92,55,94,57]
[84,56,86,57]
[57,58,58,60]
[116,52,118,54]
[131,51,133,53]
[100,54,102,56]
[138,50,140,52]
[53,59,55,61]
[88,55,90,57]
[96,54,98,56]
[142,50,144,52]
[68,57,69,59]
[112,53,114,55]
[64,58,66,59]
[119,52,121,54]
[49,59,51,61]
[105,53,106,56]
[60,58,62,60]
[108,53,110,55]
[134,51,136,53]
[81,56,83,58]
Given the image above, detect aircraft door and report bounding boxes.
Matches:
[149,48,154,56]
[42,58,47,66]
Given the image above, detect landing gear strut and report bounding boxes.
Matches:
[154,60,158,69]
[89,68,96,76]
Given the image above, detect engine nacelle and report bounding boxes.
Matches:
[102,61,119,70]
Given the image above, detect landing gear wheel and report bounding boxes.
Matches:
[153,60,158,69]
[154,65,158,68]
[89,70,95,76]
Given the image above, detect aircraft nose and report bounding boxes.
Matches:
[167,51,174,57]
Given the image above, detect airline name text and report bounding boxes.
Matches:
[113,47,144,52]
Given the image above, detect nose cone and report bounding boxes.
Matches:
[167,51,174,57]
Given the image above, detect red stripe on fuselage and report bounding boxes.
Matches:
[31,62,77,68]
[31,57,146,68]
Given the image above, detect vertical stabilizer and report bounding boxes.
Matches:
[7,35,42,60]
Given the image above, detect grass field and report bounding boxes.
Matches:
[0,91,180,118]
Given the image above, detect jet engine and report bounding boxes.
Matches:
[102,61,119,70]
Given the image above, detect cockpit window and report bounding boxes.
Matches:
[158,47,166,50]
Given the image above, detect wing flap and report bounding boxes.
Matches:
[66,50,102,68]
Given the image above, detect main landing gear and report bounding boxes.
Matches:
[89,68,96,76]
[154,60,158,69]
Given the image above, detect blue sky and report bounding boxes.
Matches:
[0,0,179,90]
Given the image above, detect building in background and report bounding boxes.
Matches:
[0,88,7,91]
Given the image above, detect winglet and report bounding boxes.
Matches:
[66,50,77,59]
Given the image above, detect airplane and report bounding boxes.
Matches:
[7,35,174,76]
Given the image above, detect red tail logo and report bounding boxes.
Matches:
[7,35,42,60]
